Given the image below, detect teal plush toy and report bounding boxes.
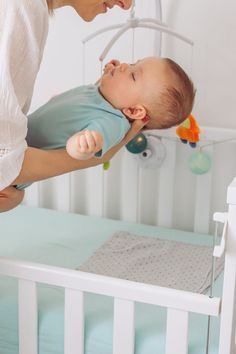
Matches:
[126,133,147,154]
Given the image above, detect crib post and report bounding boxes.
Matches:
[219,177,236,354]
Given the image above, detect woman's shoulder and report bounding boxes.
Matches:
[1,1,48,29]
[1,0,49,49]
[6,0,48,11]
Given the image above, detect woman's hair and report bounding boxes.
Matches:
[46,0,54,15]
[146,58,196,129]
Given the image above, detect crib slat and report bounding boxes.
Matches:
[113,298,135,354]
[103,152,122,219]
[54,174,71,212]
[18,279,38,354]
[39,175,71,211]
[157,139,176,227]
[121,150,139,222]
[23,183,39,207]
[165,308,188,354]
[194,173,211,233]
[64,289,84,354]
[194,146,213,233]
[86,165,104,217]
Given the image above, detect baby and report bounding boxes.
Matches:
[67,56,196,159]
[0,56,195,212]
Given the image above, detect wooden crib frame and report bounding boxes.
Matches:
[0,176,235,354]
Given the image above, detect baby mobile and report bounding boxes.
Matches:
[127,112,236,175]
[127,114,209,175]
[126,114,211,175]
[125,114,208,174]
[176,114,211,175]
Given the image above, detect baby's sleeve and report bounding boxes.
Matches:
[86,116,130,157]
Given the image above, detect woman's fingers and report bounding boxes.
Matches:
[123,120,146,144]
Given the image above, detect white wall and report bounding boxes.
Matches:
[163,0,236,129]
[31,0,236,129]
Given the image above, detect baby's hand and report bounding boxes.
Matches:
[66,130,104,160]
[103,59,120,74]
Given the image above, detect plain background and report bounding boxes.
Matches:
[31,0,236,129]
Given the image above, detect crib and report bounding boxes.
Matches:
[0,126,236,354]
[1,0,235,352]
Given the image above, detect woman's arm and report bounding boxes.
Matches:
[0,0,49,191]
[13,119,145,185]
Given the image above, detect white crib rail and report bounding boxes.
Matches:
[0,257,221,354]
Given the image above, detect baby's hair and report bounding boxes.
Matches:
[46,0,54,15]
[146,58,196,129]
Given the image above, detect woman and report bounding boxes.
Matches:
[0,0,145,192]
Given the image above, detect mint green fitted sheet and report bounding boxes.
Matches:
[0,206,222,354]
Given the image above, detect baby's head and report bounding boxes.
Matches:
[141,57,196,129]
[99,56,195,129]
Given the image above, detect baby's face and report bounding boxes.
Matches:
[99,57,167,110]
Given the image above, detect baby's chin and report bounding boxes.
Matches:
[98,83,107,99]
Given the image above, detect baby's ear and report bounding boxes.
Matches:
[122,105,146,120]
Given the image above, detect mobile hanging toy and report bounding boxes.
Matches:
[176,114,200,148]
[176,114,211,175]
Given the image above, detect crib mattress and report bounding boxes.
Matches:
[0,205,222,354]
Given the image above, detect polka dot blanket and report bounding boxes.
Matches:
[78,231,224,293]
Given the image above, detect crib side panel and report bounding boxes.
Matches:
[0,258,221,354]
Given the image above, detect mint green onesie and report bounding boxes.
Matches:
[17,84,130,189]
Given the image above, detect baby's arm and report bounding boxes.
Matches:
[66,130,104,160]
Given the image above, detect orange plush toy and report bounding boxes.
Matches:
[176,114,200,148]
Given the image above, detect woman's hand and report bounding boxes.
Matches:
[0,186,25,213]
[100,118,146,162]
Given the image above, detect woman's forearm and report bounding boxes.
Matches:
[12,147,106,185]
[13,120,145,185]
